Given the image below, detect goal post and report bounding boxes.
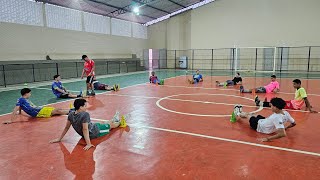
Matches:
[234,47,277,75]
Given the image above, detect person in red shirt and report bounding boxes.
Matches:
[81,55,95,96]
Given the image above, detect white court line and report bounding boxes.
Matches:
[106,94,258,108]
[162,84,320,97]
[156,93,263,117]
[87,116,320,157]
[106,93,319,114]
[106,93,263,117]
[0,83,148,117]
[0,71,184,117]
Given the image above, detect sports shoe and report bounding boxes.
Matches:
[238,104,243,114]
[254,95,261,106]
[233,104,240,116]
[112,111,120,123]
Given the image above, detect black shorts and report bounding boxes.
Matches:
[98,84,107,90]
[59,93,69,98]
[249,115,265,130]
[256,87,266,93]
[86,76,94,83]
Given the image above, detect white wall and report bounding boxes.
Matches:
[0,22,147,61]
[148,0,320,50]
[0,0,148,61]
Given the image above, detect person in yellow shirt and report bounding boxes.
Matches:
[255,79,317,113]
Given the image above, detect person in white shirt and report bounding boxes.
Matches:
[239,97,296,142]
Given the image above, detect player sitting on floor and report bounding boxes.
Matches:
[92,77,119,91]
[3,88,70,124]
[50,99,123,150]
[149,71,164,85]
[188,70,203,84]
[52,75,82,98]
[216,72,242,86]
[236,97,296,142]
[255,79,317,113]
[240,75,279,93]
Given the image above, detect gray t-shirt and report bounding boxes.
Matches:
[68,111,100,139]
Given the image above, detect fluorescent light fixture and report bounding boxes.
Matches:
[133,7,139,14]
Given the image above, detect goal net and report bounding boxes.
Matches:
[234,47,277,74]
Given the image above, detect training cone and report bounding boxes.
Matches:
[230,112,237,123]
[120,115,127,128]
[223,82,227,88]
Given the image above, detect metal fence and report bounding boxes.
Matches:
[0,59,144,87]
[145,46,320,73]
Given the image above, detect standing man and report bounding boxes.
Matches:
[81,55,95,96]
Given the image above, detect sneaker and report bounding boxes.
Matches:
[113,84,117,91]
[233,104,240,116]
[112,111,120,123]
[254,95,261,106]
[91,90,95,96]
[238,104,243,114]
[240,86,244,93]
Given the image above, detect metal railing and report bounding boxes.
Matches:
[0,59,144,87]
[145,46,320,73]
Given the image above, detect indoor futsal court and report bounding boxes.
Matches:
[1,0,320,179]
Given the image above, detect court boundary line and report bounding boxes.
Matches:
[156,93,263,117]
[87,117,320,157]
[162,84,320,97]
[0,75,185,117]
[0,83,148,117]
[106,93,318,114]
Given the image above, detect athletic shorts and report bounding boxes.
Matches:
[152,79,160,84]
[36,107,55,118]
[249,115,265,130]
[193,78,200,83]
[86,76,94,83]
[226,80,235,86]
[284,100,296,110]
[97,84,107,90]
[256,87,266,93]
[59,93,69,98]
[95,123,111,137]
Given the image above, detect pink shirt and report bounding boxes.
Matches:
[264,81,280,93]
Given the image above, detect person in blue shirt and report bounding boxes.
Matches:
[52,75,82,98]
[3,88,70,124]
[188,70,203,84]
